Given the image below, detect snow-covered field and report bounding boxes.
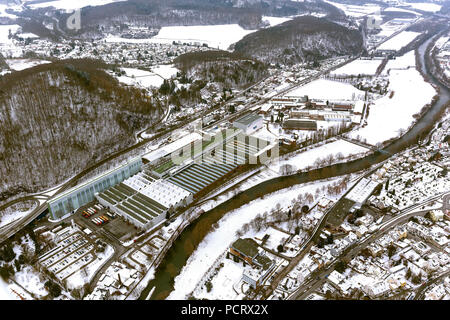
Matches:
[0,24,21,46]
[117,68,165,88]
[349,51,436,145]
[325,1,380,17]
[104,24,255,50]
[0,279,16,300]
[331,59,382,76]
[0,4,19,19]
[28,0,126,11]
[286,79,366,101]
[268,139,370,173]
[404,2,442,13]
[378,31,421,51]
[116,65,178,89]
[152,24,256,50]
[5,59,50,71]
[382,49,416,74]
[167,176,351,300]
[384,7,421,16]
[262,16,292,27]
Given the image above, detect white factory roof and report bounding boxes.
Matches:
[124,173,191,209]
[345,178,379,204]
[140,179,191,208]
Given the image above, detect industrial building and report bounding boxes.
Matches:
[49,127,275,230]
[283,119,318,131]
[229,238,275,289]
[48,158,142,220]
[345,178,380,204]
[271,95,308,108]
[233,113,263,134]
[96,171,192,230]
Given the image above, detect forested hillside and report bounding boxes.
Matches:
[13,0,346,40]
[0,60,164,201]
[174,50,269,89]
[234,16,364,65]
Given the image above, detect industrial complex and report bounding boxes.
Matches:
[47,122,277,231]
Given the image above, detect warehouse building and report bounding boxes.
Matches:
[96,171,193,230]
[283,119,318,131]
[48,158,142,220]
[233,113,263,134]
[166,131,274,195]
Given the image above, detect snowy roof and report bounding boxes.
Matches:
[234,113,262,126]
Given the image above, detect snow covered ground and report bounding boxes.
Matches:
[404,2,442,13]
[28,0,126,11]
[117,68,165,88]
[0,205,35,229]
[151,64,178,79]
[152,24,256,50]
[262,16,292,27]
[255,227,290,253]
[142,131,202,163]
[285,79,366,101]
[0,4,19,19]
[268,139,370,174]
[382,49,416,74]
[5,59,50,71]
[167,176,351,300]
[384,7,421,16]
[116,65,178,89]
[331,59,382,76]
[378,31,421,51]
[104,24,255,50]
[14,266,48,298]
[349,51,436,145]
[0,279,16,300]
[324,1,380,17]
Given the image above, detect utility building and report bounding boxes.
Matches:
[48,158,142,220]
[233,113,263,134]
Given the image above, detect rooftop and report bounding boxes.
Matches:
[234,113,262,126]
[231,238,260,258]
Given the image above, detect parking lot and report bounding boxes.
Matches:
[72,201,140,243]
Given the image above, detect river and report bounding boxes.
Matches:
[140,36,450,300]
